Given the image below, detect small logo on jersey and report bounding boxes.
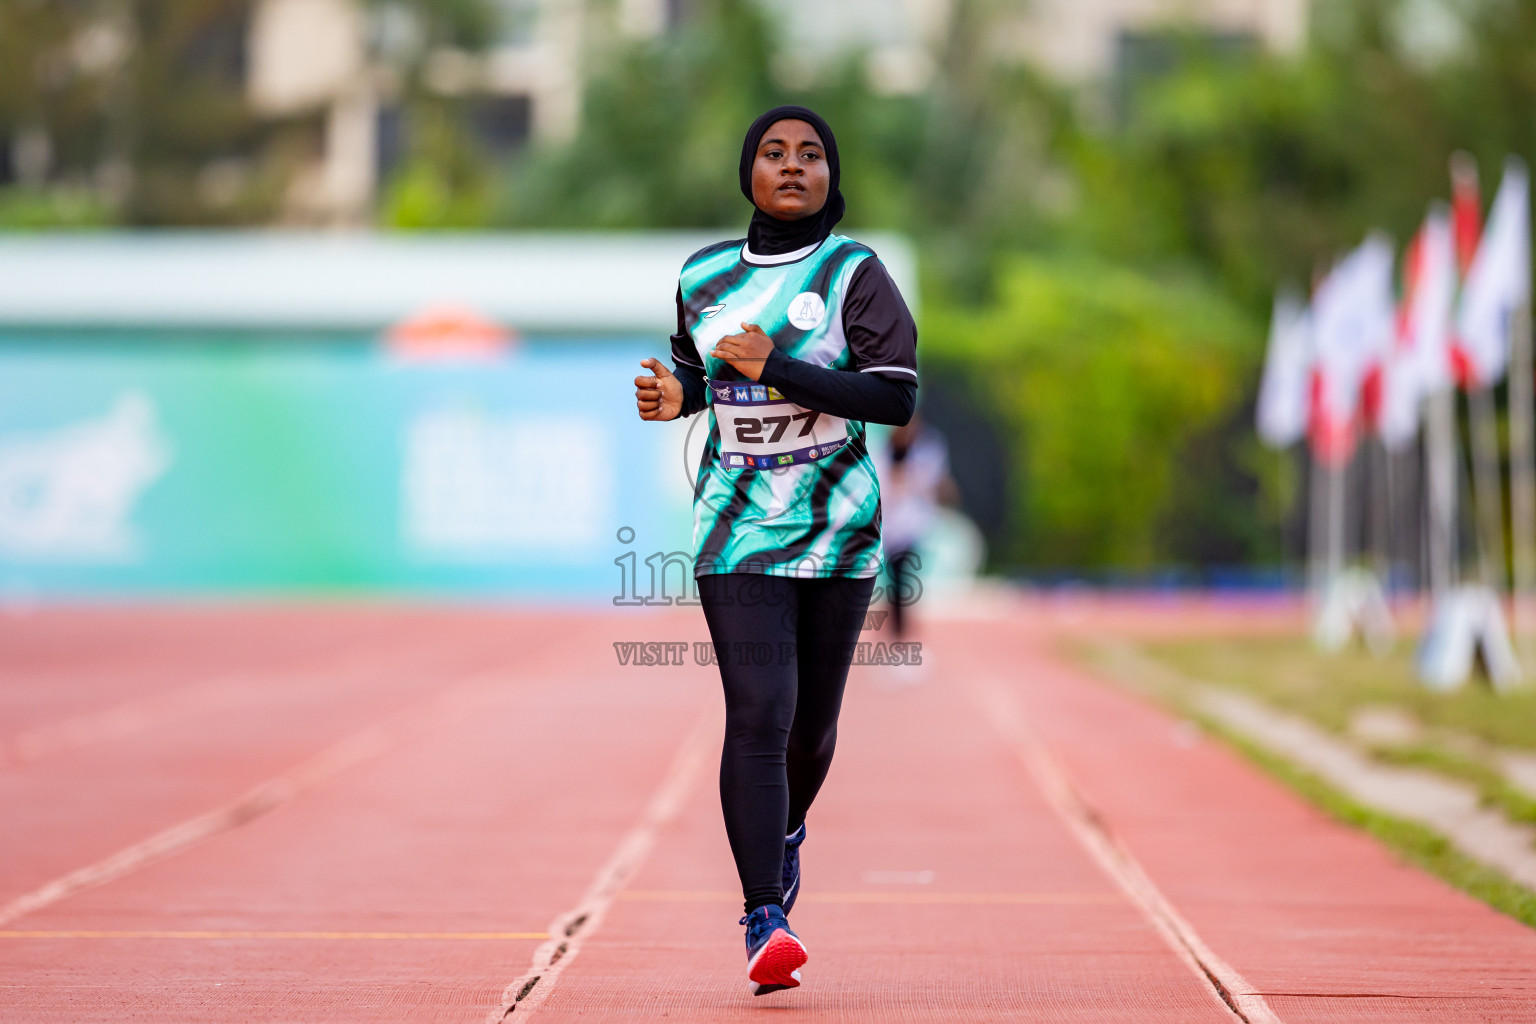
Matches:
[750,385,768,402]
[788,291,826,330]
[767,387,784,400]
[733,386,751,402]
[701,303,726,319]
[711,383,731,401]
[777,454,795,465]
[756,456,773,468]
[808,448,818,458]
[728,454,745,466]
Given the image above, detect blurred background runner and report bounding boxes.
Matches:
[875,413,958,646]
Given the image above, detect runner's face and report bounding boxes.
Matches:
[750,120,830,222]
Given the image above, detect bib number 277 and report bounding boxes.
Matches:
[734,410,820,445]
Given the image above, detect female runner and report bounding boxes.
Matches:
[633,105,918,996]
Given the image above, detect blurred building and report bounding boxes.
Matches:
[770,0,1305,91]
[1002,0,1307,81]
[247,0,611,223]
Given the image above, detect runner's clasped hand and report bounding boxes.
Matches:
[634,358,683,421]
[709,323,775,382]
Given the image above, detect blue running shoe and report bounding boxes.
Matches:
[740,904,807,996]
[781,823,806,915]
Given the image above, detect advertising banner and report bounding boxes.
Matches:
[0,333,697,600]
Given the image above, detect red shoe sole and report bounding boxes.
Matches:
[748,929,807,994]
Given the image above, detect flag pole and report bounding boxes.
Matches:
[1328,453,1346,590]
[1510,300,1535,661]
[1280,449,1293,589]
[1308,446,1326,608]
[1468,384,1507,595]
[1373,436,1393,595]
[1424,386,1459,596]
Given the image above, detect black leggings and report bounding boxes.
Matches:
[698,572,875,914]
[887,547,920,638]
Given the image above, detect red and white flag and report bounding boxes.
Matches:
[1378,206,1456,449]
[1257,291,1312,448]
[1455,158,1531,388]
[1452,153,1482,278]
[1310,234,1397,463]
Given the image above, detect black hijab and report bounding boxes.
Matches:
[739,105,845,256]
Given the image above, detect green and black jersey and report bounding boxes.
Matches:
[670,234,918,580]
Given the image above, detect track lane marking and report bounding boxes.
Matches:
[0,669,511,929]
[973,674,1284,1024]
[0,930,547,940]
[489,702,717,1020]
[618,890,1124,904]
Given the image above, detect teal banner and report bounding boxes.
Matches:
[0,334,696,599]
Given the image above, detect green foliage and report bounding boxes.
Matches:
[381,103,497,228]
[1062,2,1536,316]
[371,0,499,51]
[488,0,977,235]
[924,256,1259,568]
[0,187,116,229]
[493,0,1068,286]
[495,0,779,228]
[3,0,499,226]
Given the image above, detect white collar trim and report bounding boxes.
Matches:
[741,239,823,266]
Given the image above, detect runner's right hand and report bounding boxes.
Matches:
[635,358,684,421]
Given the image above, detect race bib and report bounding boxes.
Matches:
[707,378,848,470]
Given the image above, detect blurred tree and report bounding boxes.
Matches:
[492,0,1071,294]
[924,255,1259,569]
[491,0,783,229]
[121,0,292,224]
[0,0,120,220]
[374,0,502,228]
[381,97,498,227]
[1060,0,1536,316]
[0,0,499,226]
[897,0,1074,299]
[0,0,305,225]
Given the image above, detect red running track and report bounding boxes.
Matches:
[1,600,1533,1022]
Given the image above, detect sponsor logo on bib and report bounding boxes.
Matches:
[788,292,826,330]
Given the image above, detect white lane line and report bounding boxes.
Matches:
[973,675,1284,1024]
[490,703,717,1021]
[0,670,509,929]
